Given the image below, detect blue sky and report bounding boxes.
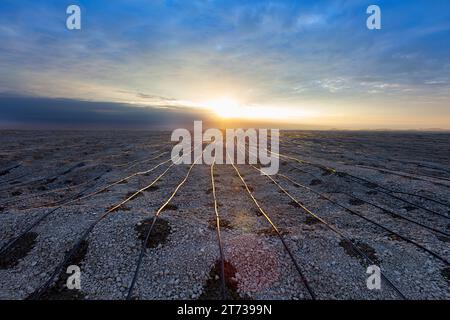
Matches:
[1,0,450,129]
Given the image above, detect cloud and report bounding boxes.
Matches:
[0,95,214,130]
[0,0,450,129]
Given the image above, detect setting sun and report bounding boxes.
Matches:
[203,97,241,119]
[202,96,319,122]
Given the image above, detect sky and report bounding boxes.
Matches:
[1,0,450,130]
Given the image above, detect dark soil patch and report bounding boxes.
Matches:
[348,198,365,206]
[162,203,178,211]
[145,185,159,192]
[366,190,378,195]
[441,267,450,283]
[447,224,450,230]
[30,240,89,300]
[403,205,417,212]
[0,206,4,213]
[208,202,223,208]
[388,234,404,242]
[339,239,381,266]
[65,240,89,267]
[198,260,250,300]
[0,169,11,177]
[436,235,450,243]
[208,218,233,231]
[242,185,254,192]
[309,179,322,186]
[126,191,144,198]
[205,188,213,195]
[321,169,334,176]
[11,190,22,196]
[288,200,303,208]
[135,218,171,248]
[45,177,57,184]
[304,216,321,225]
[0,232,38,269]
[256,227,289,236]
[364,182,377,189]
[383,210,401,220]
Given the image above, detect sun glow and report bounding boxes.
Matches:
[203,97,241,119]
[202,96,317,122]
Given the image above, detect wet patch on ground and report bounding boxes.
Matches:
[208,218,233,231]
[339,239,381,266]
[441,267,450,284]
[348,198,365,206]
[208,202,223,208]
[11,190,22,196]
[135,218,171,248]
[198,260,250,300]
[162,203,178,211]
[145,185,159,192]
[0,232,39,269]
[108,204,129,212]
[242,185,254,192]
[31,240,89,300]
[126,191,144,198]
[321,169,334,176]
[387,234,405,242]
[304,216,321,225]
[436,235,450,243]
[288,200,303,208]
[256,227,288,236]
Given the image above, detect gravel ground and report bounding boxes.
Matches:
[0,130,449,300]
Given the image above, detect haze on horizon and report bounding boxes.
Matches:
[1,0,450,130]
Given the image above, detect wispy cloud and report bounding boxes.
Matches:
[0,0,449,129]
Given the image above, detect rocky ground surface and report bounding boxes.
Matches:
[0,130,449,300]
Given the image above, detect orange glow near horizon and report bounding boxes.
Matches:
[201,96,318,122]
